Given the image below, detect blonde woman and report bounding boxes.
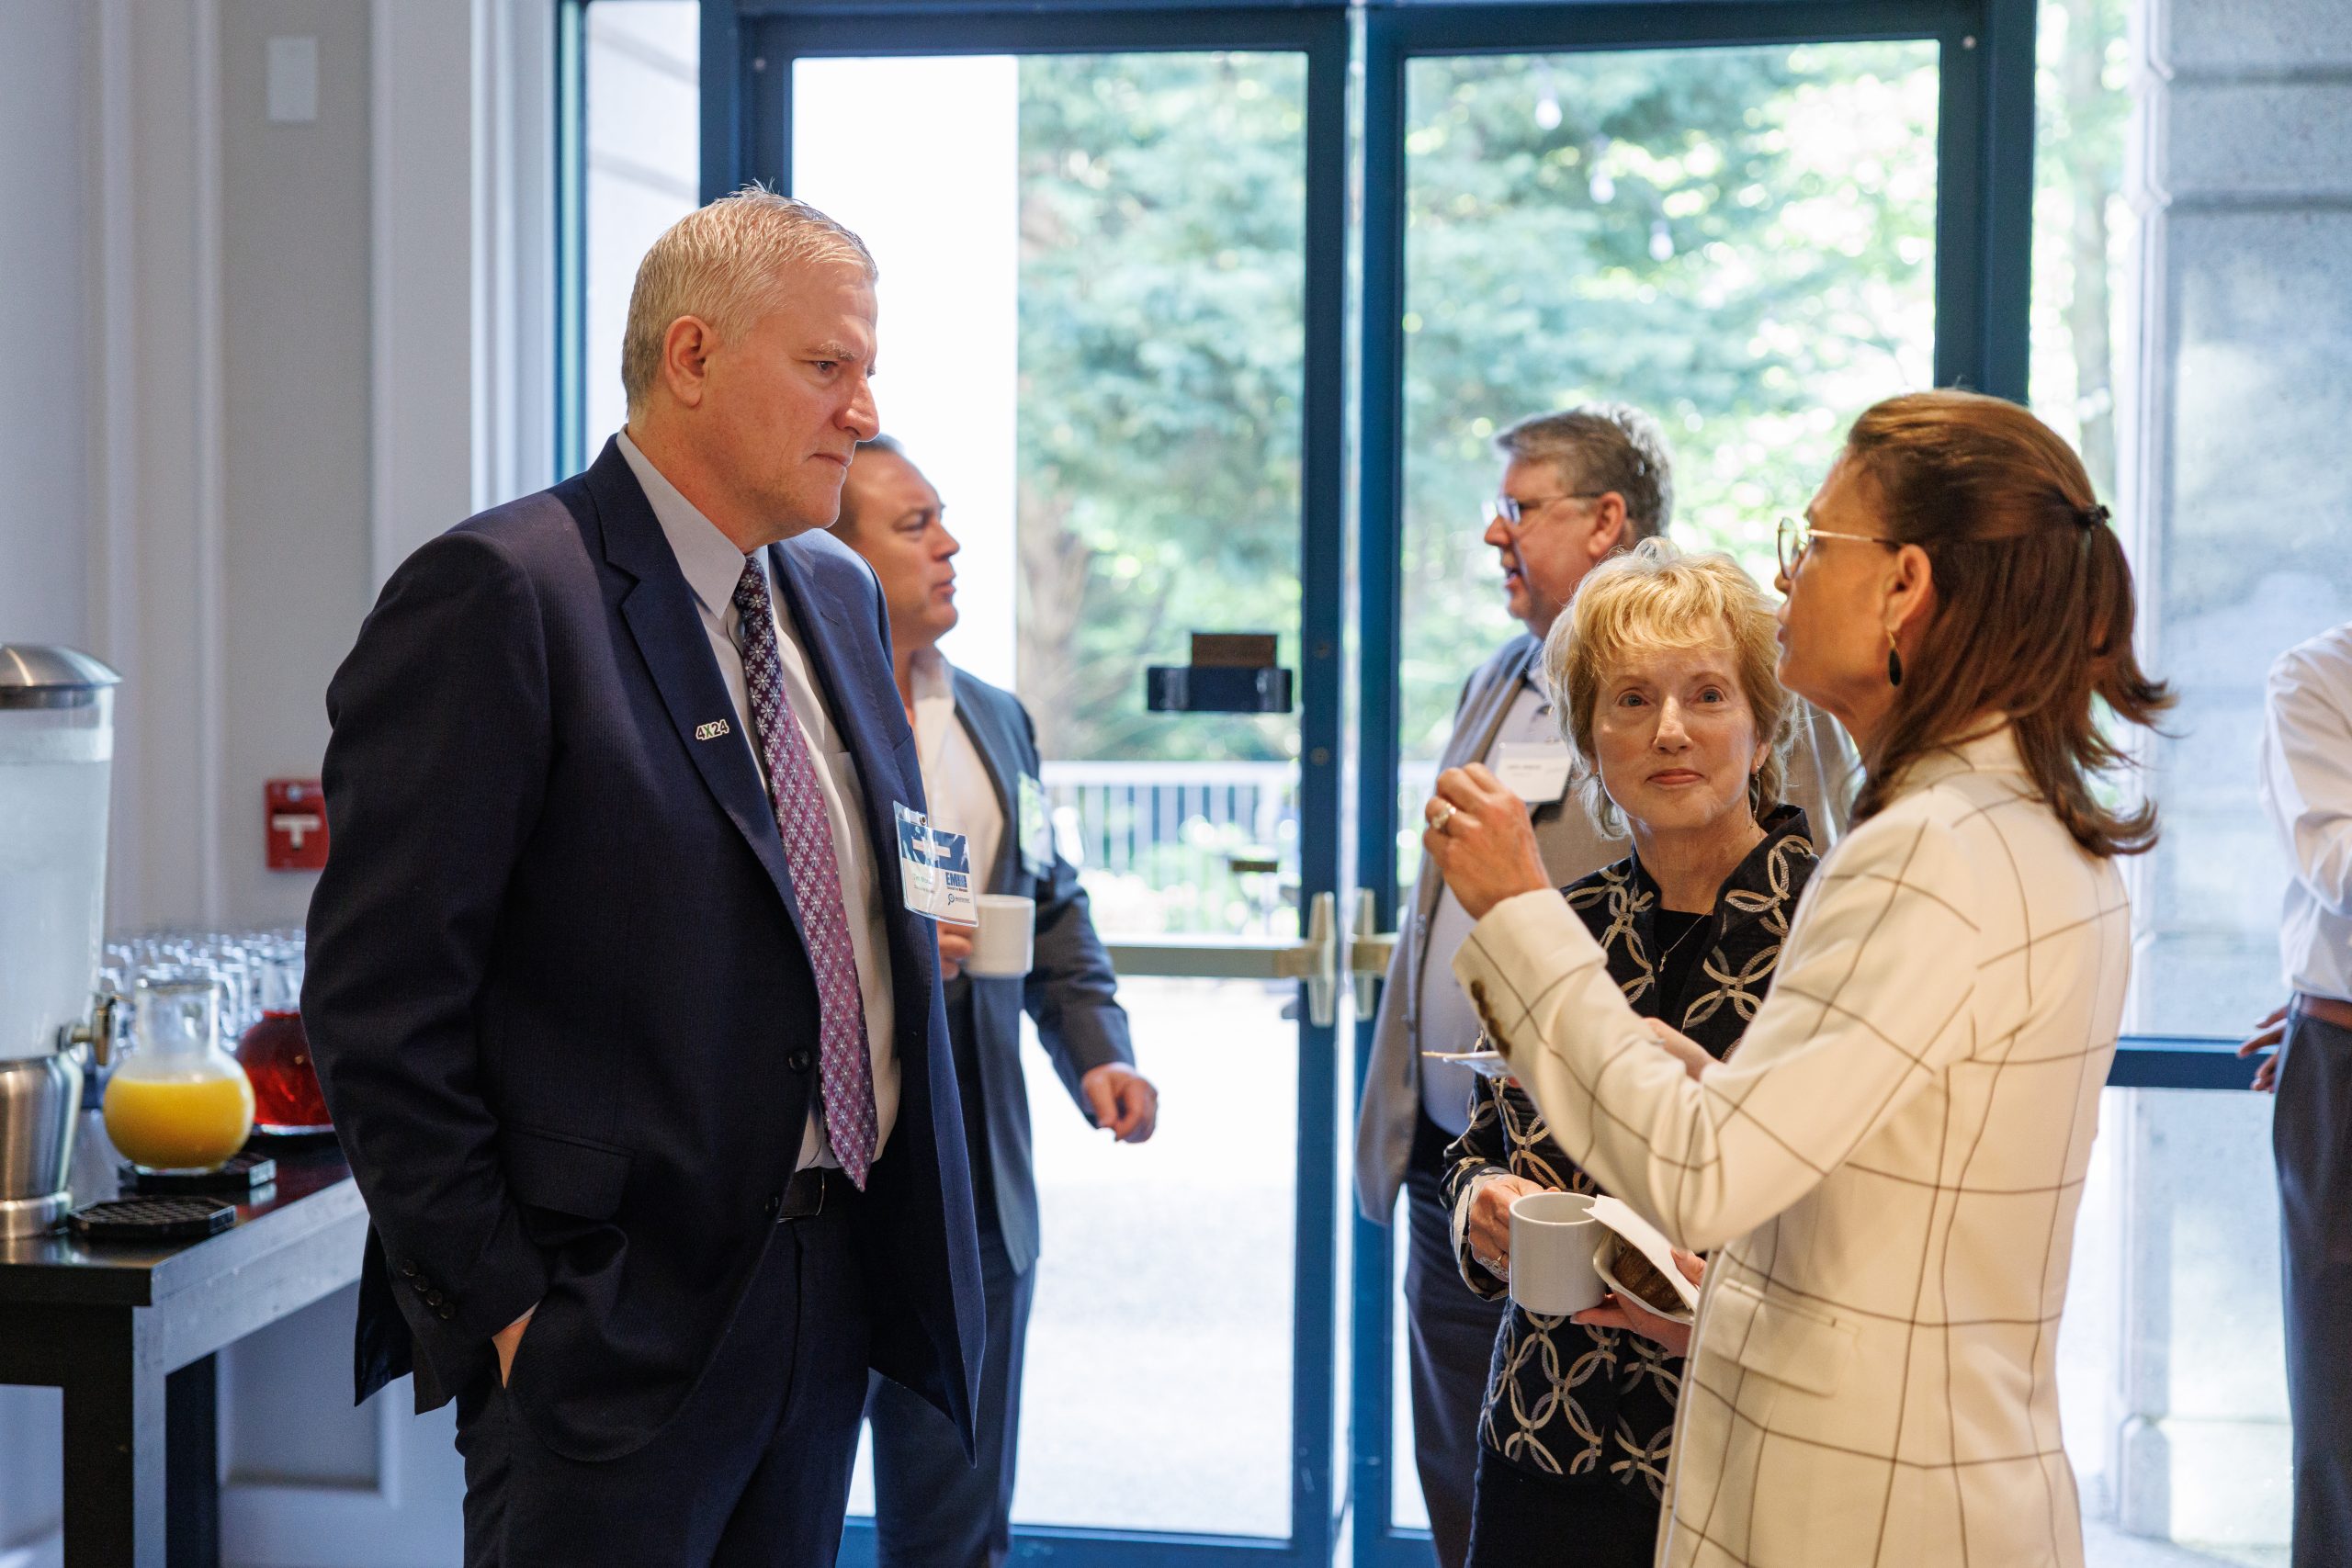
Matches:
[1421,391,2170,1568]
[1443,543,1821,1568]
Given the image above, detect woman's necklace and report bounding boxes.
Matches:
[1648,906,1712,983]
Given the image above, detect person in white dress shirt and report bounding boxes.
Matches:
[2239,619,2352,1567]
[1419,389,2172,1568]
[831,436,1158,1568]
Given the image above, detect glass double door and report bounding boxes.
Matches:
[747,10,1351,1563]
[715,2,2004,1562]
[1354,16,1962,1560]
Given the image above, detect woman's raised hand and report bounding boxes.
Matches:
[1422,763,1554,920]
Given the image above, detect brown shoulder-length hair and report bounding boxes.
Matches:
[1840,389,2172,858]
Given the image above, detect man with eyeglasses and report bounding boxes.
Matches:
[1354,405,1853,1568]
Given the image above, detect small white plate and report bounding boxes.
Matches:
[1419,1049,1515,1080]
[1592,1242,1697,1326]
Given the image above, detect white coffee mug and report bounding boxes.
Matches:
[1509,1190,1606,1317]
[966,894,1036,978]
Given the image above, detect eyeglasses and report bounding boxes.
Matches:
[1484,491,1605,530]
[1776,514,1897,579]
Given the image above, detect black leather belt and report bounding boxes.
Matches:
[776,1166,832,1222]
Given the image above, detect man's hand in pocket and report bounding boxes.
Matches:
[493,1305,537,1388]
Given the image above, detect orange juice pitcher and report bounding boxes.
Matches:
[104,968,254,1174]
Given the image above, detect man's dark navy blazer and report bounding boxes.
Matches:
[304,438,985,1464]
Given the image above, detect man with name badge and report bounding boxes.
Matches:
[1351,403,1854,1566]
[834,434,1158,1568]
[304,193,984,1567]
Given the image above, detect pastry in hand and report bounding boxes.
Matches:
[1607,1235,1685,1316]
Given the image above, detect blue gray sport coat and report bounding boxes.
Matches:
[941,669,1134,1275]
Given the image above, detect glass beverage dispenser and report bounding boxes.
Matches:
[0,645,121,1236]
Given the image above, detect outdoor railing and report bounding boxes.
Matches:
[1033,759,1453,936]
[1039,760,1299,937]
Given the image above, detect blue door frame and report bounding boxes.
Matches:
[1346,4,2034,1562]
[705,4,1353,1563]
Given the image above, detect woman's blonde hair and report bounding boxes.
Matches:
[1543,538,1792,838]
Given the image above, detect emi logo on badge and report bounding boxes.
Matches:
[695,719,732,741]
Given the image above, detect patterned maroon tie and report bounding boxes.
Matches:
[731,558,878,1188]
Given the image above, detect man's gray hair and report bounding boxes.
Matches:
[620,186,877,416]
[1493,403,1676,542]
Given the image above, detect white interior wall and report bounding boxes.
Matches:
[0,7,95,1549]
[0,0,545,1560]
[218,0,376,931]
[0,0,92,652]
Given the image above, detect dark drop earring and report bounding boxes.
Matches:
[1885,627,1904,688]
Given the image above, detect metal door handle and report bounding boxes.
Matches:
[1101,890,1342,1027]
[1350,889,1400,1017]
[1287,891,1338,1028]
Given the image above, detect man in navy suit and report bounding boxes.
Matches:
[832,438,1158,1566]
[304,191,983,1567]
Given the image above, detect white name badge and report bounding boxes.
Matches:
[1017,773,1055,878]
[894,803,978,924]
[1494,741,1574,804]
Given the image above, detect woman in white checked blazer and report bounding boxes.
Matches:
[1420,389,2172,1568]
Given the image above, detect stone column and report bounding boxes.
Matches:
[2113,1091,2289,1547]
[2112,0,2352,1551]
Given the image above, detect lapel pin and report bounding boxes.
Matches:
[695,719,732,741]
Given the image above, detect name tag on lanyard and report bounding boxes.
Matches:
[894,802,978,924]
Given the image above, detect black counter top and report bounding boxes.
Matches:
[0,1111,362,1309]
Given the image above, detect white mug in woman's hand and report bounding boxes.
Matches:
[1508,1190,1608,1316]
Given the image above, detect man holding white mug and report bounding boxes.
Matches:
[832,435,1158,1567]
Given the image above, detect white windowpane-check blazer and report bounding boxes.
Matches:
[1453,727,2127,1568]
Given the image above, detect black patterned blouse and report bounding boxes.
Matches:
[1439,805,1820,1504]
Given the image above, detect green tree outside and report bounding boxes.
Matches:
[1003,23,2125,902]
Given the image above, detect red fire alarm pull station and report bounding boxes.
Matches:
[266,779,328,871]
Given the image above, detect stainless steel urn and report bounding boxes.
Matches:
[0,645,121,1236]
